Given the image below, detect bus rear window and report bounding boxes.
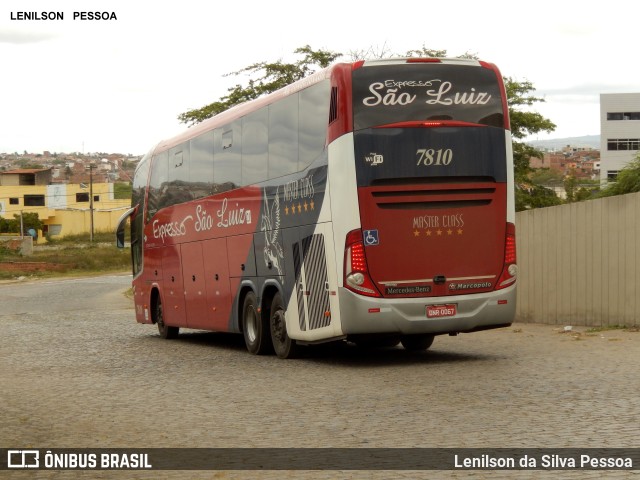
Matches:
[352,63,504,130]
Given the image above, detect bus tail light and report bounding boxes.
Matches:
[496,222,517,290]
[344,229,381,298]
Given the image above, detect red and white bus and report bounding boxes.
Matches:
[117,57,517,358]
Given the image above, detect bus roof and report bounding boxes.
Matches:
[153,64,340,155]
[152,57,502,155]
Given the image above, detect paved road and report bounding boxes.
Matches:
[1,275,638,479]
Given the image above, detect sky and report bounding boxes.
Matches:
[1,0,638,155]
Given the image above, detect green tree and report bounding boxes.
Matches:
[14,212,44,234]
[515,184,562,211]
[505,78,556,181]
[178,46,342,126]
[563,173,578,203]
[0,213,42,234]
[599,153,640,197]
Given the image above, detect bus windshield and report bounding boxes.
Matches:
[352,62,505,130]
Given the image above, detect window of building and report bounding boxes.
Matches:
[47,224,62,236]
[23,195,45,206]
[76,193,89,202]
[607,112,640,121]
[9,197,19,205]
[607,170,619,181]
[607,139,640,151]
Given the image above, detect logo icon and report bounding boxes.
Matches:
[363,230,379,246]
[8,450,39,469]
[365,153,384,166]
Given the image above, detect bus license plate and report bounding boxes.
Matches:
[426,304,457,318]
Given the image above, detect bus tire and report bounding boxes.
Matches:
[400,334,434,351]
[156,296,179,339]
[242,291,271,355]
[270,292,299,359]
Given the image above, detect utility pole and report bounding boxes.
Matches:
[89,163,95,242]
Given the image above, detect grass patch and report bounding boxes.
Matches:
[0,242,130,280]
[114,182,133,200]
[45,231,125,245]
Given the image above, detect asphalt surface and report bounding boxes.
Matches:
[1,274,638,479]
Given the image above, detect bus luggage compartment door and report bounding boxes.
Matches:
[285,224,341,341]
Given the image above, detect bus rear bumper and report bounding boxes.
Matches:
[337,285,517,335]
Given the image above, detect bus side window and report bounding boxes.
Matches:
[167,143,191,206]
[241,107,268,186]
[268,93,298,179]
[147,151,168,220]
[214,120,241,193]
[299,80,330,170]
[189,130,214,199]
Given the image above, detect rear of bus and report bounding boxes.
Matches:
[335,58,516,337]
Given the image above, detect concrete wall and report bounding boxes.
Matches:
[516,191,640,326]
[0,235,33,255]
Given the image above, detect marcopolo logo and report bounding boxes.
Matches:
[8,450,39,468]
[449,282,492,291]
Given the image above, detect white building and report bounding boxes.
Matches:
[600,93,640,183]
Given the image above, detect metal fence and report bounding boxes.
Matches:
[516,191,640,326]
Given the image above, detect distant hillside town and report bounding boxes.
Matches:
[0,151,139,184]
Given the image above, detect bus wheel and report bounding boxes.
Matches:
[270,293,299,359]
[400,334,434,351]
[156,297,179,339]
[242,292,271,355]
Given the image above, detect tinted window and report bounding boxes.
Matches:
[352,63,504,130]
[354,126,508,186]
[147,151,168,219]
[131,152,151,274]
[269,94,299,178]
[299,80,330,169]
[242,107,268,185]
[214,120,241,192]
[164,144,192,206]
[190,131,214,199]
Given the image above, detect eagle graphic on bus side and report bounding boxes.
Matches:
[261,188,284,276]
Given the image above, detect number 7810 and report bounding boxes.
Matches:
[416,148,453,166]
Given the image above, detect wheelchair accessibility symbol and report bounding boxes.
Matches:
[363,230,379,246]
